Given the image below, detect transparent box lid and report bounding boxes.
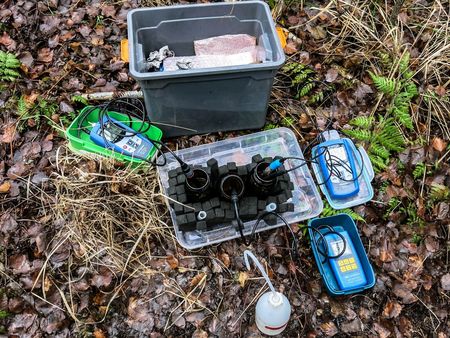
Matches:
[157,127,323,249]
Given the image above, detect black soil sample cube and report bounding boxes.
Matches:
[202,200,212,211]
[193,202,202,212]
[225,210,235,221]
[185,212,196,226]
[267,196,277,205]
[176,214,187,226]
[246,162,257,173]
[248,204,258,219]
[258,200,266,211]
[266,214,278,225]
[214,208,225,220]
[167,186,177,196]
[177,194,187,204]
[286,203,294,212]
[174,203,184,215]
[277,193,288,204]
[196,221,207,231]
[168,168,178,178]
[282,173,290,182]
[207,158,219,177]
[285,190,293,200]
[227,162,237,172]
[239,206,250,219]
[274,155,283,161]
[168,177,178,187]
[263,157,273,164]
[237,165,247,176]
[177,174,186,185]
[278,204,288,213]
[288,182,295,190]
[169,193,177,202]
[279,181,288,192]
[221,201,232,210]
[210,197,220,208]
[252,154,263,163]
[184,206,193,213]
[176,185,185,195]
[218,165,228,177]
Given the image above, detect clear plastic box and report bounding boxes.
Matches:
[157,128,323,249]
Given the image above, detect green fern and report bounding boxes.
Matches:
[309,91,324,104]
[399,52,410,74]
[72,95,88,105]
[369,71,397,96]
[342,128,372,141]
[281,116,295,127]
[429,184,450,202]
[0,310,9,319]
[369,142,390,159]
[299,81,315,97]
[17,96,29,117]
[412,162,426,179]
[369,154,388,170]
[0,51,21,82]
[350,116,375,129]
[321,202,365,223]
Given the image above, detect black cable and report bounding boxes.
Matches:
[250,211,299,259]
[75,97,193,175]
[231,193,250,246]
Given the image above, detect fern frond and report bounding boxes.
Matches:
[322,203,365,222]
[72,95,89,105]
[392,107,413,130]
[369,154,388,171]
[342,129,372,141]
[309,91,324,104]
[298,81,315,97]
[412,163,426,179]
[399,52,410,74]
[375,118,405,152]
[403,82,418,98]
[369,71,397,96]
[349,116,375,129]
[17,96,29,117]
[369,142,390,159]
[429,184,450,202]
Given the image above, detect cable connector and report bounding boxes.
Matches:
[180,161,194,178]
[262,159,284,176]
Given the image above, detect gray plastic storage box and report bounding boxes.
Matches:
[127,1,285,137]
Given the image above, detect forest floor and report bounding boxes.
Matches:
[0,0,449,337]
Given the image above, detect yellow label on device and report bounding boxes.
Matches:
[121,39,129,62]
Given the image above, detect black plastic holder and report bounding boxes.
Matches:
[167,154,294,232]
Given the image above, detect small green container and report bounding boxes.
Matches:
[65,106,163,165]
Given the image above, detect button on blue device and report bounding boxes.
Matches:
[90,116,154,159]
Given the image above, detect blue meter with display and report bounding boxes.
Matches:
[317,138,360,199]
[90,116,154,159]
[321,226,367,291]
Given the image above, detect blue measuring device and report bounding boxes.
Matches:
[319,226,367,291]
[90,116,154,159]
[317,138,360,199]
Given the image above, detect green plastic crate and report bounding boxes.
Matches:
[66,106,163,165]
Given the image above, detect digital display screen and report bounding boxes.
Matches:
[330,239,351,256]
[101,122,126,143]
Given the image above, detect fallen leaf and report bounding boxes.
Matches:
[382,301,403,318]
[93,328,106,338]
[127,297,151,321]
[0,181,11,193]
[192,329,208,338]
[441,273,450,291]
[190,272,206,287]
[1,123,17,143]
[355,82,373,100]
[320,321,338,336]
[307,25,327,40]
[393,283,417,304]
[37,48,53,63]
[166,255,179,269]
[238,271,248,287]
[373,322,391,338]
[325,68,338,83]
[432,137,447,152]
[91,268,113,288]
[0,31,17,51]
[284,41,298,55]
[425,236,439,253]
[218,253,230,267]
[434,86,447,97]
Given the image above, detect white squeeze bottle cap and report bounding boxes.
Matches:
[243,250,291,336]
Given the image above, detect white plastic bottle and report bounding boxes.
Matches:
[243,250,291,336]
